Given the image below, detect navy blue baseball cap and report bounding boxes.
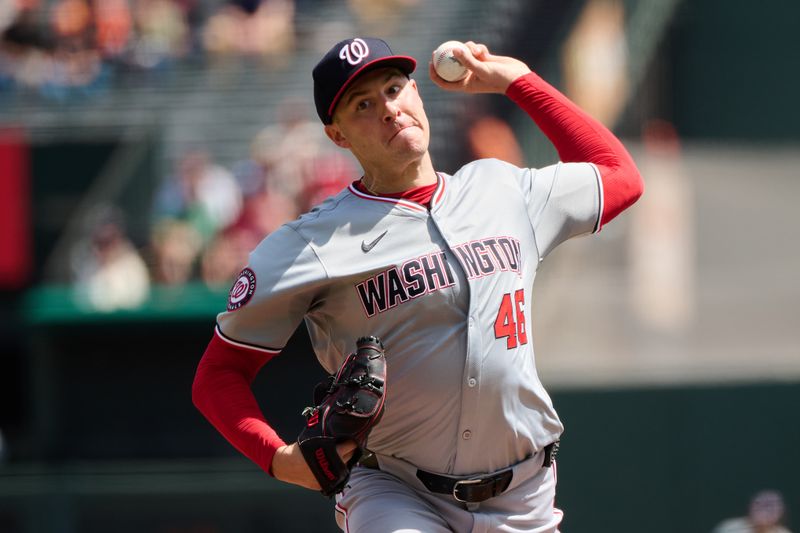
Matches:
[313,37,416,124]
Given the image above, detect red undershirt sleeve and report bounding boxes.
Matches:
[506,72,644,228]
[192,330,286,475]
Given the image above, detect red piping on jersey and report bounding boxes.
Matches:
[335,502,350,533]
[432,174,446,205]
[506,72,643,228]
[214,324,282,354]
[192,328,286,476]
[588,163,605,233]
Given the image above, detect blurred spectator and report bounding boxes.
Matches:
[166,0,203,57]
[129,0,190,69]
[199,162,297,288]
[713,490,792,533]
[200,226,254,287]
[93,0,133,59]
[203,0,294,60]
[227,187,295,243]
[230,157,266,198]
[466,114,525,167]
[51,0,92,44]
[629,119,695,334]
[45,41,105,100]
[347,0,420,35]
[71,206,150,311]
[251,97,335,205]
[150,218,202,285]
[152,150,242,285]
[561,0,628,126]
[298,151,356,213]
[154,149,242,245]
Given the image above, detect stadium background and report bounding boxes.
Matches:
[0,0,798,531]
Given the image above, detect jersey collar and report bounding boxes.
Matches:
[347,172,447,212]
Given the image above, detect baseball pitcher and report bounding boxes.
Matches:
[192,37,643,532]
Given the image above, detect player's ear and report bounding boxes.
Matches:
[407,78,423,105]
[324,124,351,149]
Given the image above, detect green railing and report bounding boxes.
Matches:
[22,283,228,326]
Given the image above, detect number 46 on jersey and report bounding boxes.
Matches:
[494,289,528,349]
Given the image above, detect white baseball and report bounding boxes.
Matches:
[433,40,469,82]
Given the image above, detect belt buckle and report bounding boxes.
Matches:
[452,477,485,503]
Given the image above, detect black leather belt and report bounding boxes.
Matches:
[416,467,513,503]
[415,441,559,504]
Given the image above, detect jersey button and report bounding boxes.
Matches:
[468,378,477,387]
[462,430,472,440]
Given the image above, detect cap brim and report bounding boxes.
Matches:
[326,55,417,121]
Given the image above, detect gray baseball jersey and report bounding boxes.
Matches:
[217,158,602,476]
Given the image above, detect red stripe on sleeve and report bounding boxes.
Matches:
[506,72,643,228]
[192,330,286,475]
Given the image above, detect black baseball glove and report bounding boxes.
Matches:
[297,336,387,497]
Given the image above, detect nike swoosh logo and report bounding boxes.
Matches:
[361,230,388,253]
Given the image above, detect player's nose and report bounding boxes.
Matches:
[382,100,401,123]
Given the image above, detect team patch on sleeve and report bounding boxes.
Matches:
[227,267,257,311]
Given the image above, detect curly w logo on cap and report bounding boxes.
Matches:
[339,38,370,65]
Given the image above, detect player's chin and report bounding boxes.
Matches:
[393,141,428,161]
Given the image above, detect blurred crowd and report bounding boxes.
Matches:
[0,0,427,100]
[0,0,296,99]
[0,0,443,311]
[148,99,356,289]
[71,98,358,311]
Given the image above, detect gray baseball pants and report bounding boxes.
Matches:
[334,449,562,533]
